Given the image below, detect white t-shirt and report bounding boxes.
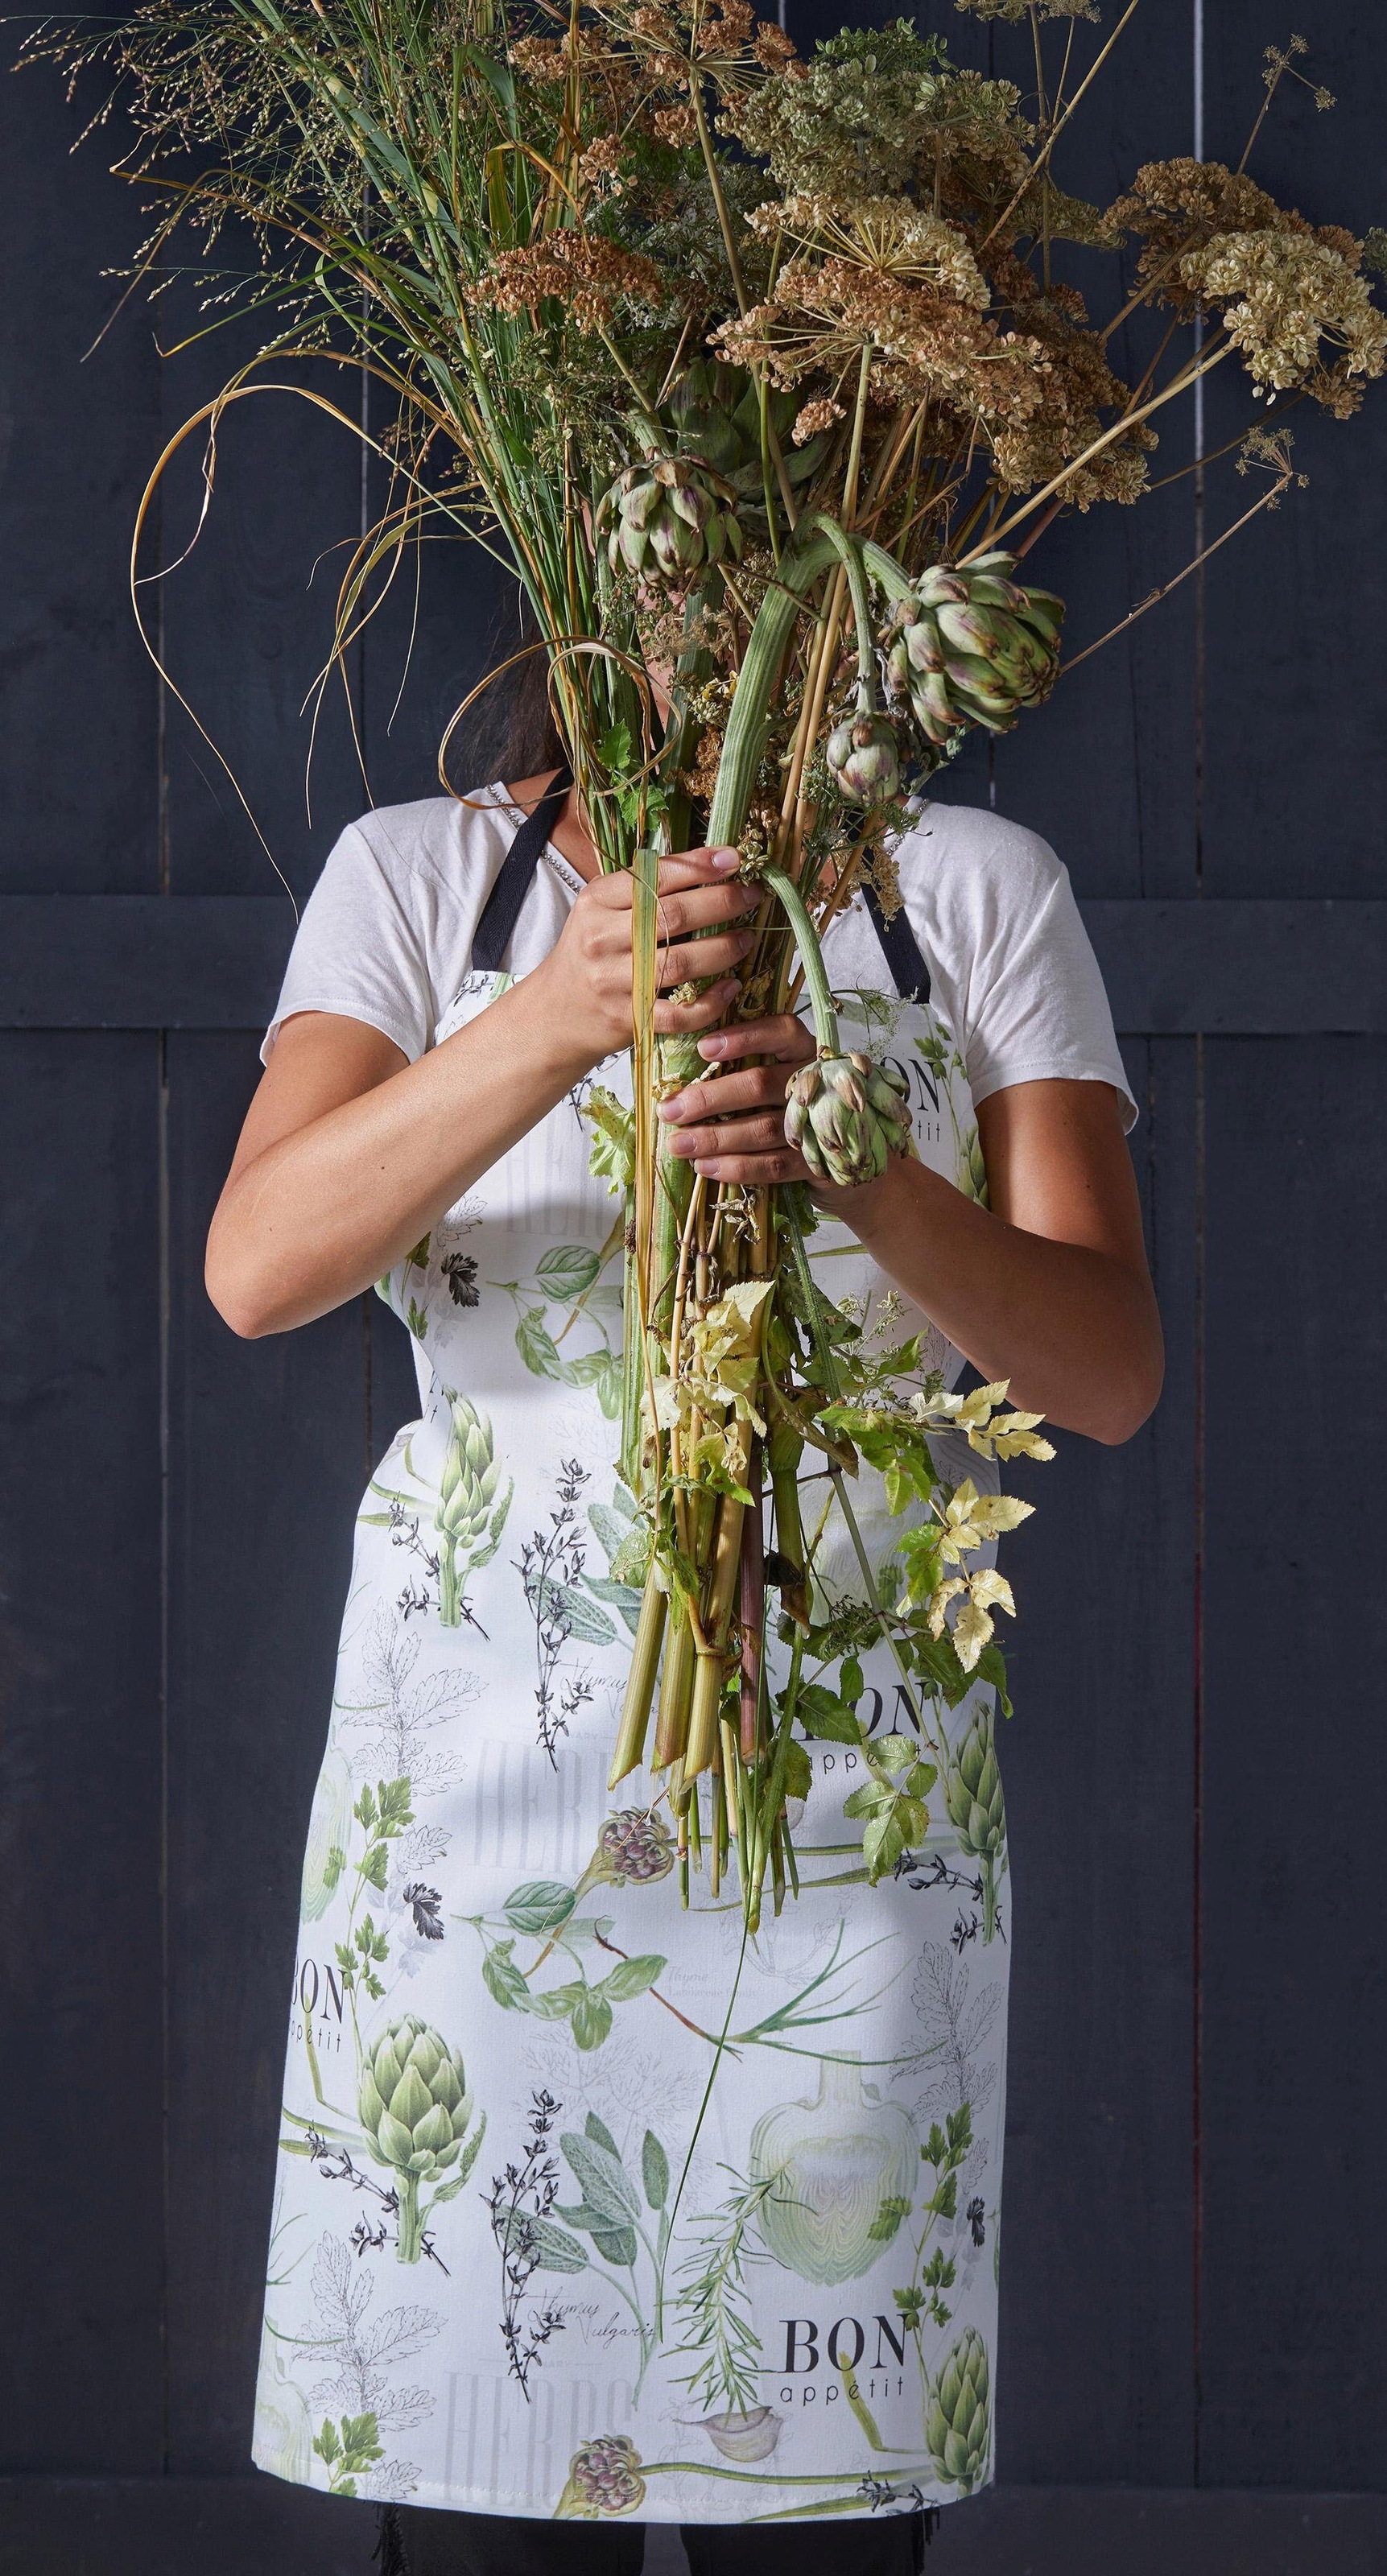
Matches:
[264,780,1137,1131]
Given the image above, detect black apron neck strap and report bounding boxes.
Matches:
[472,764,572,974]
[861,875,931,1005]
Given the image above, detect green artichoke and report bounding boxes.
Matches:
[359,2015,480,2264]
[596,454,742,589]
[436,1391,501,1626]
[925,2325,991,2496]
[944,1702,1007,1943]
[885,551,1064,751]
[667,359,830,515]
[784,1050,912,1189]
[825,708,902,807]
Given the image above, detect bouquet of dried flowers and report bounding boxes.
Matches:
[27,2,1385,1922]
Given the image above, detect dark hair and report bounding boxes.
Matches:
[445,593,563,793]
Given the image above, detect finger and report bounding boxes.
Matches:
[658,1065,796,1121]
[696,1013,815,1065]
[650,980,742,1035]
[654,882,762,943]
[692,1146,809,1186]
[654,929,756,989]
[589,848,742,908]
[667,1111,791,1162]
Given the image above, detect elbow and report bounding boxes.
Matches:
[204,1220,283,1341]
[1089,1339,1165,1447]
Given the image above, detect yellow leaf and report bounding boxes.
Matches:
[952,1595,996,1670]
[927,1576,966,1639]
[968,1567,1015,1618]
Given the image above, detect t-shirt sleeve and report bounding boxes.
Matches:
[919,811,1137,1134]
[262,819,435,1066]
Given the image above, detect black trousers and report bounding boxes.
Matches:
[378,2502,934,2576]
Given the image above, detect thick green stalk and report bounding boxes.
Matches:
[807,515,877,700]
[609,1573,667,1788]
[761,866,840,1055]
[705,536,839,848]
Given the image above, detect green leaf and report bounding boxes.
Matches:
[527,1980,587,2021]
[598,1951,665,2003]
[500,1880,577,1937]
[840,1655,865,1706]
[358,1842,389,1892]
[562,1348,623,1418]
[797,1683,861,1743]
[782,1740,813,1802]
[584,2111,621,2158]
[560,2129,638,2223]
[642,2129,670,2210]
[867,2193,912,2244]
[314,2419,341,2465]
[482,1941,533,2013]
[975,1641,1013,1716]
[378,1778,415,1832]
[569,1988,614,2051]
[599,720,634,774]
[536,1243,602,1300]
[535,1578,617,1646]
[516,1308,563,1378]
[513,2212,590,2275]
[588,2220,638,2268]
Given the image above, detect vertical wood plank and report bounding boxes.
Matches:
[1199,1,1387,900]
[0,71,158,892]
[162,1034,371,2471]
[1199,1035,1387,2487]
[0,1034,163,2468]
[996,1034,1197,2483]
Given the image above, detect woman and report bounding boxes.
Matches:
[208,669,1162,2576]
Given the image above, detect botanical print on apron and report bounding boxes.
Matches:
[254,872,1009,2527]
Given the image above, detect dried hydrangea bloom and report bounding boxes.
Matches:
[792,394,844,444]
[474,236,671,336]
[722,20,1028,206]
[1181,228,1387,408]
[752,192,992,311]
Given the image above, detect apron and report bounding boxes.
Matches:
[253,789,1010,2528]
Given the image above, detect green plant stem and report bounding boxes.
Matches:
[760,866,840,1053]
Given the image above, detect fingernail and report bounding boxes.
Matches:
[656,1092,685,1121]
[710,848,741,872]
[698,1033,726,1058]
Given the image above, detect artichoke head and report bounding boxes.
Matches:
[359,2016,474,2178]
[437,1392,500,1549]
[784,1051,911,1189]
[886,551,1064,749]
[667,359,831,514]
[944,1701,1006,1863]
[926,2325,991,2496]
[596,452,742,590]
[825,709,902,807]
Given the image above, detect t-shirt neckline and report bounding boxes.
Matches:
[486,779,584,897]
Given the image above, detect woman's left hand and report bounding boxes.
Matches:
[656,1013,820,1186]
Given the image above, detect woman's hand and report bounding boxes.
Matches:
[656,1012,819,1187]
[531,845,764,1064]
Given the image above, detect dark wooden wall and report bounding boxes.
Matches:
[3,5,1387,2570]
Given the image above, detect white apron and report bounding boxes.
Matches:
[253,833,1010,2529]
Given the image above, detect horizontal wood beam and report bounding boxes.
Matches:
[2,895,1385,1034]
[2,2478,1386,2574]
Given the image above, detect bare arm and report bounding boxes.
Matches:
[205,844,757,1336]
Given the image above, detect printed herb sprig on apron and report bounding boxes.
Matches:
[28,2,1383,1922]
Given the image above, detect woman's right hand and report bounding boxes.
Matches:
[532,845,762,1065]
